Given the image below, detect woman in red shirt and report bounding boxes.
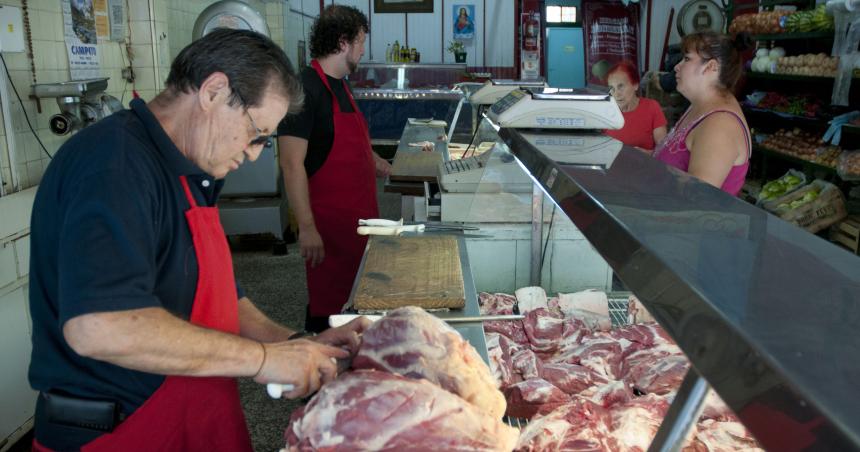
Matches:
[604,61,668,152]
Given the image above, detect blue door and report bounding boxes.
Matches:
[546,27,585,88]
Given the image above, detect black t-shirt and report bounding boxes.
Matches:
[29,98,243,449]
[277,66,356,178]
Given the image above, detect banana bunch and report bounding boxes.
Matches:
[784,5,834,33]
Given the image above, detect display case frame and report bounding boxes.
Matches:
[500,126,860,451]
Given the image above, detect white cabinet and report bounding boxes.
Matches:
[0,187,36,451]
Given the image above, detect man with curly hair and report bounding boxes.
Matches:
[278,5,391,332]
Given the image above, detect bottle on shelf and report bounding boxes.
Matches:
[385,43,392,62]
[392,40,400,63]
[410,47,417,62]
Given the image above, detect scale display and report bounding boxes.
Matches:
[520,132,624,170]
[487,88,624,130]
[469,79,547,106]
[439,145,532,193]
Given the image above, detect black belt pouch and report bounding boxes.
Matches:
[42,391,120,432]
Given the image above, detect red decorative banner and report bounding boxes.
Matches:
[582,0,639,86]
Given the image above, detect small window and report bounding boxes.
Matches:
[547,6,577,24]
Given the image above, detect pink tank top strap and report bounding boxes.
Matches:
[686,109,751,157]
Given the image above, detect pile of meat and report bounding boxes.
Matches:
[481,287,764,452]
[285,306,519,451]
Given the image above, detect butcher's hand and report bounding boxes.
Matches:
[254,339,349,399]
[374,154,392,178]
[299,225,324,268]
[314,316,373,355]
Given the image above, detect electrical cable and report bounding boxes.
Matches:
[0,53,52,159]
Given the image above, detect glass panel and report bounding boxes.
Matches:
[546,6,562,23]
[561,7,577,23]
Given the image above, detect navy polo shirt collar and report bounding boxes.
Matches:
[129,98,222,204]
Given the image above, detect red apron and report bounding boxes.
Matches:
[306,60,378,316]
[36,175,253,451]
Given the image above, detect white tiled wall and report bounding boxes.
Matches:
[166,0,285,62]
[0,0,286,195]
[0,0,166,193]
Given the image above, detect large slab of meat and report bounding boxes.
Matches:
[285,370,519,452]
[352,306,506,418]
[515,397,618,452]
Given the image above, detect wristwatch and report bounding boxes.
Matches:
[288,330,316,340]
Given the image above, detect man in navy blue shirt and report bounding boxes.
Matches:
[28,29,370,451]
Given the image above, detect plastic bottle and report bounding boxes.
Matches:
[392,41,400,63]
[385,43,391,62]
[410,48,417,62]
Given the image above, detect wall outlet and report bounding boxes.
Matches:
[121,67,135,83]
[0,6,25,53]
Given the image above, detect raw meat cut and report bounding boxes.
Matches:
[484,318,530,346]
[523,308,591,356]
[627,295,655,324]
[609,323,674,348]
[285,370,519,452]
[540,363,608,395]
[624,354,690,395]
[700,390,738,421]
[352,306,506,418]
[515,397,618,452]
[684,420,765,452]
[580,380,634,408]
[486,333,516,386]
[503,378,571,419]
[515,286,549,313]
[610,394,671,451]
[557,290,612,331]
[512,347,544,380]
[479,292,517,315]
[552,336,625,380]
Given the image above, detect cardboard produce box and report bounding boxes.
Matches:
[762,180,847,233]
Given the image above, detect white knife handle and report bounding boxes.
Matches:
[359,218,403,227]
[267,383,296,399]
[357,225,426,236]
[357,226,401,236]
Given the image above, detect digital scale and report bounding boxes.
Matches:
[519,132,624,170]
[468,79,548,106]
[438,144,532,193]
[486,88,624,130]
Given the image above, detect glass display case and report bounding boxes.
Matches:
[350,64,470,143]
[497,126,860,451]
[350,63,468,89]
[361,115,860,449]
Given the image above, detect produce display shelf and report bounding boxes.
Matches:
[743,106,828,123]
[754,144,838,174]
[750,30,834,40]
[745,72,843,82]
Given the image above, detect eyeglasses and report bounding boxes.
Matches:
[244,108,273,148]
[233,89,273,148]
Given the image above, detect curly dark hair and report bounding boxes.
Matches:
[165,28,304,114]
[310,5,369,59]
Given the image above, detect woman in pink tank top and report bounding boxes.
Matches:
[653,32,752,196]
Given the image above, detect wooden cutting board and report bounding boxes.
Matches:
[353,236,465,310]
[390,151,443,182]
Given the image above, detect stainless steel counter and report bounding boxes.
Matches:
[500,127,860,451]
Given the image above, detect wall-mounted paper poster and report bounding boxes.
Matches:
[63,0,100,80]
[453,4,474,39]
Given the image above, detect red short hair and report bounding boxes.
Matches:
[606,61,639,85]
